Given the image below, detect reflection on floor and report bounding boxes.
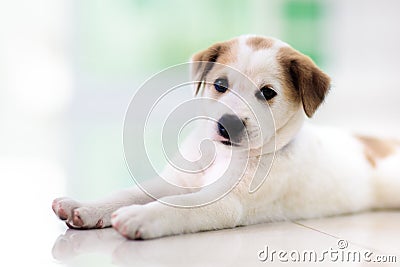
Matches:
[52,211,400,266]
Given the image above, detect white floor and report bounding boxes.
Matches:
[47,211,399,266]
[1,122,400,266]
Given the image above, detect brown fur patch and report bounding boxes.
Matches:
[246,36,274,51]
[356,135,399,167]
[277,46,331,117]
[191,39,237,95]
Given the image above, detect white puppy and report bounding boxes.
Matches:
[52,35,400,239]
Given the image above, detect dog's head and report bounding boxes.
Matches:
[191,35,331,151]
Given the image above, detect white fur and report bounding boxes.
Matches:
[52,35,400,239]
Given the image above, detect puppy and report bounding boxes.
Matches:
[52,35,400,239]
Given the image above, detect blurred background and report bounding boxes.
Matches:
[0,0,399,266]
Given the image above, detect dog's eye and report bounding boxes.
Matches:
[257,86,277,101]
[214,78,229,93]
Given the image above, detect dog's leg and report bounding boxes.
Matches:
[52,178,198,229]
[111,191,243,239]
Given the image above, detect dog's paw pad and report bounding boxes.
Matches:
[55,203,69,220]
[58,207,68,220]
[52,197,80,221]
[134,230,142,239]
[95,219,103,228]
[72,210,84,227]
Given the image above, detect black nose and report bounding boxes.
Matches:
[217,114,245,142]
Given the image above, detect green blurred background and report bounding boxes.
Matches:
[77,0,328,79]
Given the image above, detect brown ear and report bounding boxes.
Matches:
[278,47,331,117]
[191,41,233,95]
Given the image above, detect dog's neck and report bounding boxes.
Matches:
[250,109,305,157]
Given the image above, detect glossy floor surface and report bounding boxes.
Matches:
[30,210,400,266]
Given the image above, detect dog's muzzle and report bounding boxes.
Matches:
[217,114,245,144]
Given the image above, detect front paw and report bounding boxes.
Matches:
[52,197,79,221]
[52,197,108,229]
[111,204,175,240]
